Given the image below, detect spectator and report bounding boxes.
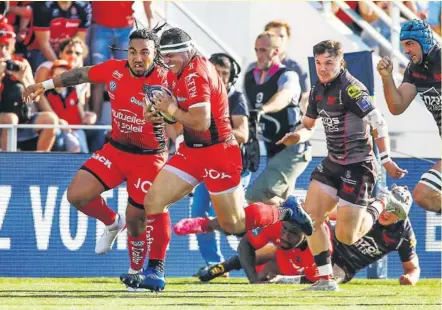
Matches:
[247,20,310,112]
[428,1,442,36]
[24,1,91,71]
[45,59,96,152]
[34,37,101,152]
[88,1,153,132]
[0,22,57,151]
[331,1,373,35]
[244,32,311,206]
[0,2,33,58]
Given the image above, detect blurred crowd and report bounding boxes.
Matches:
[0,1,153,152]
[0,1,440,152]
[326,1,441,56]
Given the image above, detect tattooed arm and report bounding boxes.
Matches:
[22,67,94,103]
[53,66,93,88]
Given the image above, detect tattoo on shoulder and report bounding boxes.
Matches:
[59,66,92,87]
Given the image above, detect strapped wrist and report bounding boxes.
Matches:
[42,79,55,90]
[380,151,391,164]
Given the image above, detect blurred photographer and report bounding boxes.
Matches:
[0,21,57,151]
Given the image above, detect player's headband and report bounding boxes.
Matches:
[160,40,193,54]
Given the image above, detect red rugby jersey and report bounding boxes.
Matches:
[25,1,91,52]
[89,59,170,153]
[247,222,333,283]
[170,56,232,147]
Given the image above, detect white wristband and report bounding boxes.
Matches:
[42,79,55,90]
[380,151,391,164]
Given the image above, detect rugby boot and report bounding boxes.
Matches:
[173,217,211,235]
[120,267,166,292]
[302,279,339,292]
[282,196,314,236]
[95,214,126,254]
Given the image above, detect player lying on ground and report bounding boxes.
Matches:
[192,185,420,286]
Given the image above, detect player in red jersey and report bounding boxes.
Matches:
[120,27,313,292]
[194,219,332,284]
[23,26,173,285]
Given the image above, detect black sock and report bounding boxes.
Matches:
[221,255,242,272]
[148,259,164,273]
[278,207,293,221]
[314,250,331,266]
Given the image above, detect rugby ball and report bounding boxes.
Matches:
[145,85,177,124]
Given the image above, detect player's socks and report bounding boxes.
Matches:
[366,200,384,223]
[145,212,171,272]
[79,196,117,225]
[314,250,334,280]
[244,202,284,230]
[221,255,242,272]
[148,259,165,273]
[128,229,148,271]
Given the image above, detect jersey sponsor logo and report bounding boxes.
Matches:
[419,87,441,111]
[318,109,339,133]
[327,97,337,105]
[185,73,199,98]
[91,153,112,168]
[382,232,397,245]
[130,97,144,107]
[353,236,383,257]
[412,72,427,80]
[203,168,232,180]
[109,81,117,91]
[356,97,373,112]
[134,178,152,193]
[347,84,362,99]
[251,227,263,236]
[112,109,145,133]
[112,70,123,80]
[65,21,80,28]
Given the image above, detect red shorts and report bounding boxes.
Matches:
[82,143,168,208]
[165,140,242,194]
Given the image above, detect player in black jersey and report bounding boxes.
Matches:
[377,20,441,214]
[278,40,407,291]
[332,185,420,286]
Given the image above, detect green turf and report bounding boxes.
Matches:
[0,278,440,309]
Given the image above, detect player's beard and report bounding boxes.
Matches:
[129,62,154,77]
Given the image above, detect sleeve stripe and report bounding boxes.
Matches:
[189,102,210,108]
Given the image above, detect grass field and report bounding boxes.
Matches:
[0,278,440,309]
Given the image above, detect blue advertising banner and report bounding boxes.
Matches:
[0,153,440,278]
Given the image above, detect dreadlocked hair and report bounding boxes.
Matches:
[129,23,168,69]
[160,27,192,48]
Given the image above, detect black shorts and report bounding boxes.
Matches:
[310,156,377,206]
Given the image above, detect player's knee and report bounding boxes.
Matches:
[126,217,145,236]
[413,185,441,212]
[143,190,167,214]
[66,186,87,209]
